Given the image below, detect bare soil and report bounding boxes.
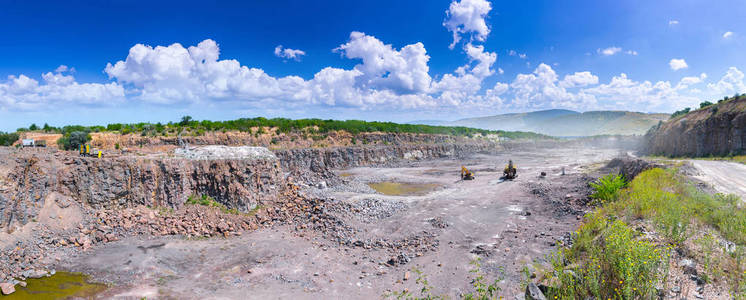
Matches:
[48,146,620,299]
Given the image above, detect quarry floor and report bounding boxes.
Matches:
[54,146,621,299]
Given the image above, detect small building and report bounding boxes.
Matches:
[22,139,35,147]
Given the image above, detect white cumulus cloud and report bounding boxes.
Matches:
[559,71,599,88]
[443,0,492,49]
[723,31,734,39]
[274,45,306,61]
[669,58,688,71]
[707,67,746,95]
[598,47,622,56]
[0,67,124,110]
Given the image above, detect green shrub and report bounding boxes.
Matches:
[0,132,20,146]
[57,130,91,150]
[589,173,627,203]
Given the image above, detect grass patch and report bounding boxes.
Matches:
[387,258,502,300]
[547,212,669,299]
[547,168,746,297]
[186,194,243,215]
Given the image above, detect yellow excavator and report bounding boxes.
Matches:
[502,160,517,180]
[461,166,475,180]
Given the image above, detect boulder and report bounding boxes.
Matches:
[525,282,547,300]
[0,282,15,295]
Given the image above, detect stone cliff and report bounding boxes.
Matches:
[645,97,746,156]
[0,141,496,231]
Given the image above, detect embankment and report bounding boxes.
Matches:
[645,97,746,156]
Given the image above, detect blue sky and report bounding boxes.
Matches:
[1,0,745,131]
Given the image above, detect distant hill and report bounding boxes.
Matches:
[413,109,670,137]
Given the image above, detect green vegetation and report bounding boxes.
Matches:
[0,131,20,146]
[670,93,746,119]
[8,116,556,142]
[589,173,626,204]
[387,258,501,300]
[186,194,241,215]
[548,168,746,298]
[57,131,92,150]
[699,155,746,165]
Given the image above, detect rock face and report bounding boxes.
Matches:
[274,143,495,182]
[645,98,746,156]
[0,147,284,231]
[0,142,495,231]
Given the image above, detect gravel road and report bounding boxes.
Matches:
[689,160,746,200]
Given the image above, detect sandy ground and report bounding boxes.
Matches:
[689,160,746,200]
[55,146,621,299]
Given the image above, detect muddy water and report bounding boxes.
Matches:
[367,181,439,196]
[5,272,107,299]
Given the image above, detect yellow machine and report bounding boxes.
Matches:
[461,166,475,180]
[502,160,517,180]
[79,144,91,156]
[79,144,102,158]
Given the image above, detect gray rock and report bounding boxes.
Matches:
[678,259,697,275]
[525,282,547,300]
[0,282,15,295]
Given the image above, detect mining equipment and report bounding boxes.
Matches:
[502,160,517,180]
[461,166,475,180]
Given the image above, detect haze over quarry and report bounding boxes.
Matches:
[1,0,745,131]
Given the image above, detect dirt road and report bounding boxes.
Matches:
[55,146,619,299]
[689,160,746,200]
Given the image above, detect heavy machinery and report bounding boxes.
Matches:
[461,166,475,180]
[502,160,517,180]
[79,144,103,158]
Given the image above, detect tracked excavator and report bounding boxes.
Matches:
[502,160,517,180]
[460,166,475,180]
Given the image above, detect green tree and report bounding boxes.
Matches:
[58,131,91,150]
[29,123,39,131]
[179,115,193,126]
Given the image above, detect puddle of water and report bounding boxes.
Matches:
[4,272,107,300]
[367,182,439,196]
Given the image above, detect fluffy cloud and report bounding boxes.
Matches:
[707,67,746,95]
[582,73,700,111]
[104,39,305,104]
[443,0,492,49]
[509,63,595,109]
[598,47,621,56]
[559,71,599,88]
[274,45,306,61]
[723,31,734,39]
[3,34,741,116]
[334,31,432,94]
[0,68,124,110]
[669,58,688,71]
[677,73,707,88]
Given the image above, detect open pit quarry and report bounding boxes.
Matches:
[2,132,739,299]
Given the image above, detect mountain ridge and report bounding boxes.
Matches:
[412,109,670,136]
